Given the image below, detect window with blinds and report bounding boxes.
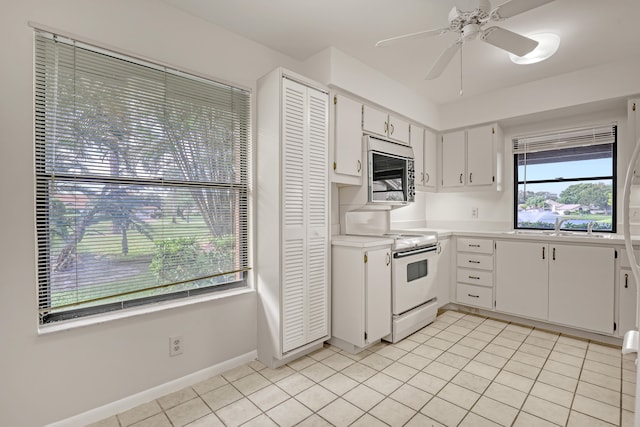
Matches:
[513,124,616,231]
[35,31,251,324]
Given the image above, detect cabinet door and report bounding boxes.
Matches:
[281,79,329,352]
[466,125,494,187]
[423,128,437,189]
[548,244,615,334]
[411,125,425,188]
[365,248,392,343]
[436,239,451,307]
[619,269,637,337]
[495,241,549,320]
[441,130,466,188]
[281,78,309,352]
[333,94,363,180]
[306,86,330,343]
[388,115,410,144]
[362,105,388,138]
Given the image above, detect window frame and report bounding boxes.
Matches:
[512,125,617,233]
[34,31,252,324]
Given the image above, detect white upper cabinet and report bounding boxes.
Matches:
[411,125,424,188]
[412,125,437,191]
[362,104,410,145]
[467,125,495,187]
[423,128,438,190]
[441,130,466,188]
[332,94,363,185]
[441,124,502,191]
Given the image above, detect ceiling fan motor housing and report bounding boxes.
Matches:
[448,0,491,33]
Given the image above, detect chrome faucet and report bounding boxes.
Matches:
[554,216,566,234]
[587,221,595,235]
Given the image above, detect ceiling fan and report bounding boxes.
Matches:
[376,0,555,80]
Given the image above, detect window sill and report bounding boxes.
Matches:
[37,286,255,335]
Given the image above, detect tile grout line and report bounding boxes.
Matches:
[105,310,632,427]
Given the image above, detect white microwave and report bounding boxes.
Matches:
[366,135,415,205]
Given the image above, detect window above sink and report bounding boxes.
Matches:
[513,124,617,234]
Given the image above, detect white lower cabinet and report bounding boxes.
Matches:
[455,238,494,310]
[495,240,615,334]
[331,243,391,353]
[548,244,615,334]
[495,241,548,321]
[436,239,452,307]
[619,268,637,337]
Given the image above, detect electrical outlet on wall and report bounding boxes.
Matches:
[169,336,183,357]
[471,207,479,219]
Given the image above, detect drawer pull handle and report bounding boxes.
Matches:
[468,260,480,264]
[469,276,480,280]
[625,273,629,288]
[468,294,480,298]
[469,244,480,248]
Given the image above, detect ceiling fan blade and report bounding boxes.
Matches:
[375,28,449,47]
[492,0,554,20]
[481,26,538,56]
[425,42,461,80]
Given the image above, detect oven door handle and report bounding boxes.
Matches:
[393,245,438,259]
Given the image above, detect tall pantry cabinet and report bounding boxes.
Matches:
[257,68,330,368]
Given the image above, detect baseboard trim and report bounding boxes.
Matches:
[46,350,258,427]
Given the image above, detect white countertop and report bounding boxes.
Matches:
[393,227,640,246]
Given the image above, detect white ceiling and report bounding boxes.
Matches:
[163,0,640,106]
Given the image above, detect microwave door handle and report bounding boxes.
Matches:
[393,246,438,258]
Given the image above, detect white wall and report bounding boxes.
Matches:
[0,1,301,425]
[439,58,640,130]
[303,47,441,130]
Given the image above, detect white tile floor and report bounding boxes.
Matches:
[90,310,636,426]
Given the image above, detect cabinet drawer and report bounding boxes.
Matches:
[457,238,494,254]
[457,253,493,270]
[457,268,493,287]
[457,283,493,309]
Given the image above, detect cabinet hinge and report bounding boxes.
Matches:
[364,332,368,340]
[333,161,337,170]
[492,127,495,134]
[633,102,637,112]
[333,95,337,105]
[494,300,496,308]
[614,322,617,332]
[492,176,495,183]
[615,250,618,259]
[364,254,368,263]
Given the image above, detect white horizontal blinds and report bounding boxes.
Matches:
[35,32,250,320]
[513,124,616,154]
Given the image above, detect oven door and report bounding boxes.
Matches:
[392,245,438,315]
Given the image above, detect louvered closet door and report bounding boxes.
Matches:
[281,78,329,353]
[305,86,329,343]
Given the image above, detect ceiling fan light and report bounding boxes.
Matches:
[509,33,560,64]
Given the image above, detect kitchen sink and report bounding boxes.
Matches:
[554,231,612,239]
[504,230,611,239]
